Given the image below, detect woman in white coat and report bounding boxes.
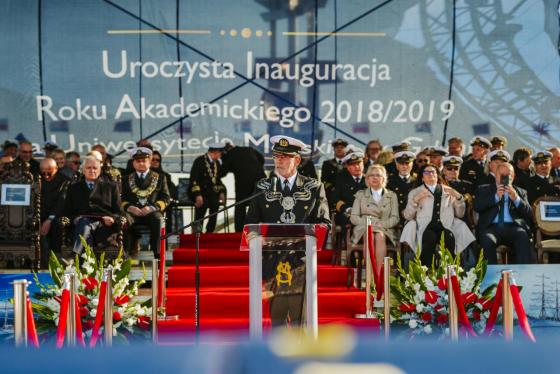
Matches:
[400,163,475,265]
[350,164,400,272]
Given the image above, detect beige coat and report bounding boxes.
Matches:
[400,184,475,254]
[350,188,400,245]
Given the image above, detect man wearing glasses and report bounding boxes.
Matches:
[16,140,40,176]
[442,156,474,197]
[364,139,382,170]
[39,158,70,267]
[59,151,81,181]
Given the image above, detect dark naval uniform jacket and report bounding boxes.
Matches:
[320,158,345,209]
[188,155,226,200]
[460,158,487,185]
[64,179,122,222]
[333,169,366,225]
[448,179,474,197]
[245,174,331,229]
[387,173,417,221]
[526,175,560,206]
[121,170,171,213]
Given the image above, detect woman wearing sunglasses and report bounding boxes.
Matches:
[400,163,475,265]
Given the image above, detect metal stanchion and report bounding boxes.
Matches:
[502,270,513,341]
[13,280,28,348]
[383,257,392,340]
[104,267,113,346]
[364,216,373,315]
[152,259,159,344]
[66,272,77,347]
[446,265,458,341]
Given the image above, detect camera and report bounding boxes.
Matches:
[501,175,510,186]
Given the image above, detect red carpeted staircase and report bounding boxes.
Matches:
[157,232,379,343]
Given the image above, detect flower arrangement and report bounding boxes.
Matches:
[32,239,152,342]
[390,242,497,337]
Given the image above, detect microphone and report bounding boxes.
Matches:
[271,175,278,193]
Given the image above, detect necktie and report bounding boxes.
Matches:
[139,173,145,183]
[498,196,505,224]
[283,179,290,195]
[355,177,360,183]
[87,182,94,190]
[338,160,342,165]
[402,176,407,182]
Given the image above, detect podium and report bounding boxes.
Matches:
[241,224,328,339]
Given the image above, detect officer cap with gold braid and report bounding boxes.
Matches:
[470,136,491,148]
[532,150,552,164]
[128,146,153,160]
[488,149,510,162]
[341,151,364,165]
[394,151,415,163]
[429,146,448,157]
[270,135,307,157]
[331,138,348,147]
[490,136,507,147]
[443,155,463,167]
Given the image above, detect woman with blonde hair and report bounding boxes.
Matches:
[350,164,400,271]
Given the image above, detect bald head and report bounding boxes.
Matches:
[40,157,58,181]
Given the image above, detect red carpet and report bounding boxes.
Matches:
[158,232,379,343]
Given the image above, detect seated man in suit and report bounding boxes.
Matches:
[122,147,170,257]
[474,162,534,264]
[39,158,70,267]
[64,156,123,255]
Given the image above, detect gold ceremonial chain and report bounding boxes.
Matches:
[205,157,219,185]
[128,172,159,199]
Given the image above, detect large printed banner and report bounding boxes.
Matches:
[1,0,558,171]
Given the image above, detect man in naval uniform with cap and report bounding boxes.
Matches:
[526,151,560,205]
[245,136,330,327]
[122,147,170,257]
[429,146,448,171]
[321,138,348,210]
[460,136,491,185]
[386,150,417,223]
[188,142,227,233]
[333,150,366,245]
[386,141,411,178]
[442,156,474,197]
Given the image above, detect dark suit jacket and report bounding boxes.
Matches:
[460,158,487,185]
[333,169,366,214]
[64,179,122,221]
[245,174,331,230]
[473,183,532,232]
[40,172,70,222]
[121,170,171,212]
[387,173,417,218]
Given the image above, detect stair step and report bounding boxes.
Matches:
[168,264,353,288]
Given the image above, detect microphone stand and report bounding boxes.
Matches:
[159,184,273,341]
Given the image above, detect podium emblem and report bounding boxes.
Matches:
[276,261,292,287]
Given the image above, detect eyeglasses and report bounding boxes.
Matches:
[417,159,429,163]
[423,170,437,175]
[445,166,459,171]
[273,153,296,159]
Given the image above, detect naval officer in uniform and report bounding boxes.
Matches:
[245,135,331,327]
